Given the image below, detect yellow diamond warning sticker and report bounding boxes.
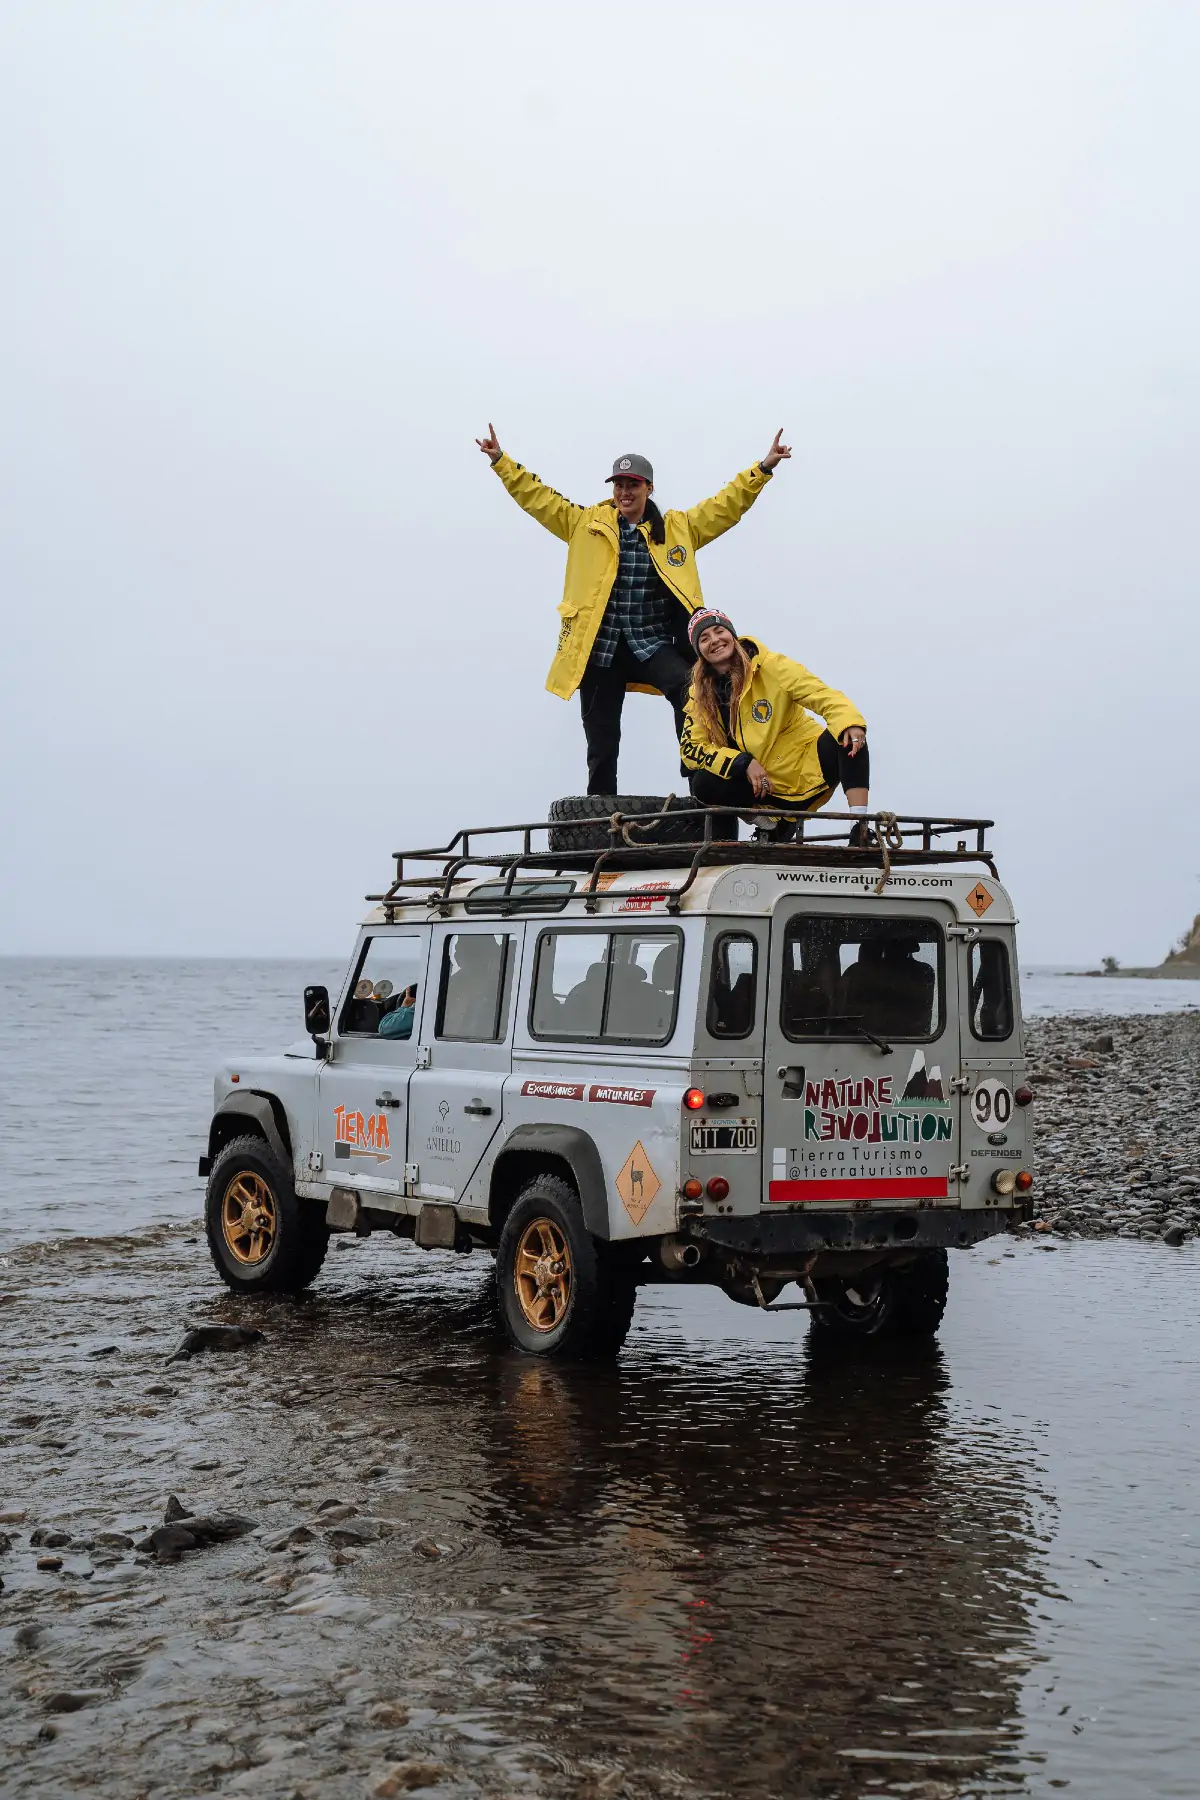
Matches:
[966,882,995,917]
[616,1141,661,1226]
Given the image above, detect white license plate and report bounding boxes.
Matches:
[690,1120,759,1154]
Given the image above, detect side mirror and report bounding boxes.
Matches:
[304,985,331,1039]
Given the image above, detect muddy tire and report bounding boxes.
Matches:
[495,1174,637,1358]
[205,1134,329,1296]
[547,794,702,854]
[808,1250,948,1340]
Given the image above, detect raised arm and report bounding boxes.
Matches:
[476,423,583,543]
[683,429,791,549]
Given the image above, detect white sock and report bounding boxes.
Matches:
[849,804,868,815]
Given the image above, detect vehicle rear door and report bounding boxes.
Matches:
[763,900,963,1209]
[957,928,1028,1206]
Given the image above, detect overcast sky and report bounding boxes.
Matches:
[1,1,1197,966]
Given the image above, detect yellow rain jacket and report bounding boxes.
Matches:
[490,453,773,699]
[680,639,866,808]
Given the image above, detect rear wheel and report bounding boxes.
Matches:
[496,1175,637,1358]
[205,1134,329,1295]
[808,1250,948,1340]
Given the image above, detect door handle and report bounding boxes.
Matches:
[376,1094,403,1109]
[463,1101,493,1117]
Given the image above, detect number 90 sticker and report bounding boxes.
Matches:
[971,1078,1013,1129]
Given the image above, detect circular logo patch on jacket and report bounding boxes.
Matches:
[751,699,773,723]
[667,545,687,566]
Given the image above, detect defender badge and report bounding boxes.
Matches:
[751,699,773,723]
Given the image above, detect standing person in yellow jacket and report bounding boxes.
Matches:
[475,424,791,795]
[680,609,872,842]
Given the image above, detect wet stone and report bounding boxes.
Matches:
[30,1527,72,1548]
[41,1690,106,1714]
[167,1324,265,1363]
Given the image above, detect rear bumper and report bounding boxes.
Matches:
[692,1207,1011,1257]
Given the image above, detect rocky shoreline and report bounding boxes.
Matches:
[1025,1011,1200,1243]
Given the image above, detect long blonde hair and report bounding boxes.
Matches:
[689,637,754,746]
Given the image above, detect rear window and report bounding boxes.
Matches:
[531,930,681,1043]
[968,938,1014,1040]
[708,933,758,1039]
[782,915,943,1042]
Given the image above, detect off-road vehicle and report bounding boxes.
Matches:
[198,802,1033,1355]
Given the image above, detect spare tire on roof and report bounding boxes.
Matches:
[547,794,704,854]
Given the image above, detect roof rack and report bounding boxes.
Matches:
[366,806,997,922]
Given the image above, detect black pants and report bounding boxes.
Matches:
[690,729,870,815]
[579,640,693,796]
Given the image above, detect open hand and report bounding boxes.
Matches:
[475,422,502,464]
[760,429,792,471]
[840,726,867,756]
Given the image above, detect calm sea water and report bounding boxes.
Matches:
[0,958,1195,1255]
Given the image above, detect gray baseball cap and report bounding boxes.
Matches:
[606,453,654,484]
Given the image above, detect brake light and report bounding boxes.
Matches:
[706,1177,730,1201]
[684,1088,705,1111]
[1015,1170,1034,1192]
[1014,1086,1034,1106]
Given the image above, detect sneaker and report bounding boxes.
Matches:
[848,820,876,848]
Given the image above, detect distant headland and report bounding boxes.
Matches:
[1087,913,1200,980]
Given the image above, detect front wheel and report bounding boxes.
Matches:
[205,1133,329,1295]
[808,1250,948,1340]
[495,1175,637,1358]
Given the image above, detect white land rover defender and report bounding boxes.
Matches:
[198,804,1033,1356]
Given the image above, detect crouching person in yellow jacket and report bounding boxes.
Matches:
[680,609,872,843]
[476,424,791,795]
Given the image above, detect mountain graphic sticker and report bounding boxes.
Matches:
[900,1048,946,1102]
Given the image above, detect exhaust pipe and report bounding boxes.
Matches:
[659,1237,702,1273]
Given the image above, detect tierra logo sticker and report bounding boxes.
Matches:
[333,1106,391,1161]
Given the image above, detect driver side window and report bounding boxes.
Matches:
[339,936,426,1040]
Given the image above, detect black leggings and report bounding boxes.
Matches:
[689,728,870,813]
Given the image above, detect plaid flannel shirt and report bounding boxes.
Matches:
[589,515,674,667]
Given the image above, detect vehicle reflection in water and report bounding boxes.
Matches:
[288,1260,1051,1797]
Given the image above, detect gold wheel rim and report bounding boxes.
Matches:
[221,1171,278,1266]
[514,1217,572,1333]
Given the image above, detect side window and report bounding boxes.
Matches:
[531,931,682,1043]
[340,935,426,1039]
[782,916,943,1042]
[968,939,1014,1041]
[435,933,513,1043]
[708,933,757,1039]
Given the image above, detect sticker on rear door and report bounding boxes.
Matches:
[970,1078,1012,1130]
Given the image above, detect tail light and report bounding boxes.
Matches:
[991,1169,1017,1196]
[1014,1086,1034,1107]
[682,1179,703,1200]
[706,1177,730,1201]
[1015,1170,1034,1192]
[684,1088,705,1111]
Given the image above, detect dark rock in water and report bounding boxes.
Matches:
[145,1384,177,1398]
[30,1527,72,1549]
[1085,1033,1115,1053]
[263,1524,317,1552]
[136,1513,257,1561]
[327,1520,380,1547]
[413,1537,442,1561]
[42,1690,105,1714]
[164,1494,193,1522]
[0,1531,11,1555]
[14,1623,45,1650]
[87,1345,119,1357]
[93,1531,134,1550]
[1162,1224,1188,1247]
[36,1555,64,1571]
[167,1324,265,1363]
